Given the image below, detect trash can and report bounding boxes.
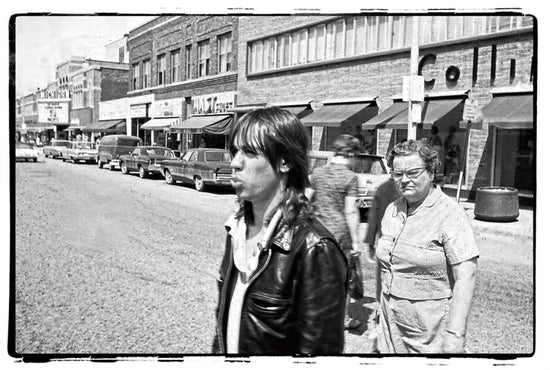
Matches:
[474,187,519,222]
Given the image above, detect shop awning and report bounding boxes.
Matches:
[141,117,179,130]
[363,99,464,129]
[63,125,87,132]
[170,114,233,135]
[362,102,408,129]
[83,119,126,133]
[276,105,312,118]
[301,103,378,127]
[482,94,533,129]
[19,125,56,133]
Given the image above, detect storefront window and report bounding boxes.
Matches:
[495,129,534,192]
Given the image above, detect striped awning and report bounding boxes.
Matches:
[301,103,378,127]
[482,94,533,129]
[141,117,180,130]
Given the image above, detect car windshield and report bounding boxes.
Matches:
[352,157,387,175]
[205,151,231,162]
[146,148,174,157]
[76,142,95,149]
[17,143,34,149]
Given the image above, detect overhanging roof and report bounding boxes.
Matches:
[170,114,232,134]
[141,117,180,130]
[482,94,533,129]
[300,102,378,127]
[363,99,464,130]
[83,119,126,133]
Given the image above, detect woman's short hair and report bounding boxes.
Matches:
[387,138,441,173]
[332,134,361,157]
[229,107,311,223]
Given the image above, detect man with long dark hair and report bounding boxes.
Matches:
[213,107,348,355]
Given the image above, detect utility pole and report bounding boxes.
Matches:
[406,17,422,140]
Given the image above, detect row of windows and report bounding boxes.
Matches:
[248,15,533,74]
[131,32,232,91]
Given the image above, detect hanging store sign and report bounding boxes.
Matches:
[130,104,147,118]
[37,101,70,124]
[192,91,236,115]
[151,98,183,117]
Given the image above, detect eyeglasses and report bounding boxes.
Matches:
[389,166,427,180]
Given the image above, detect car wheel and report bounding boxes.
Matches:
[97,159,103,168]
[62,157,66,162]
[33,158,37,162]
[121,162,129,174]
[138,166,147,179]
[194,176,205,192]
[109,163,115,171]
[165,170,175,185]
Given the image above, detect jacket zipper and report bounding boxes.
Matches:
[217,242,234,353]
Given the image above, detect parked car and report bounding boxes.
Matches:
[15,142,39,162]
[42,139,71,159]
[159,148,233,191]
[97,135,142,171]
[119,146,177,178]
[308,150,390,215]
[61,141,98,164]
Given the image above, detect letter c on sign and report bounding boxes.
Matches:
[418,54,437,89]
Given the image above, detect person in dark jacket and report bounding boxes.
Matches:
[213,107,348,355]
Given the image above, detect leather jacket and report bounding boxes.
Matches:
[213,213,348,355]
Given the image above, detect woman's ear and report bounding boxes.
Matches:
[280,159,290,173]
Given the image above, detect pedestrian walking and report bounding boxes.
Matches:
[213,107,348,355]
[310,134,363,330]
[375,139,479,353]
[444,126,461,183]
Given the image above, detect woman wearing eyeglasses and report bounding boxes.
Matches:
[375,139,479,354]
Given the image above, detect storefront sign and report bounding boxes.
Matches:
[37,101,70,124]
[130,104,147,118]
[99,98,128,120]
[461,88,492,127]
[151,98,183,117]
[192,91,236,115]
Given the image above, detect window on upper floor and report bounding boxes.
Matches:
[185,45,192,80]
[198,40,210,78]
[171,49,181,83]
[218,32,232,73]
[247,15,533,75]
[132,63,140,90]
[143,59,151,88]
[157,53,166,85]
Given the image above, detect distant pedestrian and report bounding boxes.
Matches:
[213,107,348,355]
[364,130,376,154]
[376,139,479,353]
[354,126,366,148]
[444,126,461,183]
[310,134,363,330]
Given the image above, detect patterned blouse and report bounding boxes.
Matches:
[310,163,358,251]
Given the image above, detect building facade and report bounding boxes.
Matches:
[127,15,238,150]
[236,14,535,197]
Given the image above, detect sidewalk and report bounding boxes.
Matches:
[460,200,534,240]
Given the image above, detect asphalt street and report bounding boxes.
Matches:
[14,154,533,355]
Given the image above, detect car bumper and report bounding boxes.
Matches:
[206,177,233,186]
[110,159,121,167]
[147,164,163,173]
[74,155,96,161]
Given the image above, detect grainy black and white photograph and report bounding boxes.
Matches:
[8,2,544,368]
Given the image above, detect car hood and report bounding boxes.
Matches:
[356,173,391,196]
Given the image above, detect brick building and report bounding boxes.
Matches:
[68,59,129,142]
[127,15,238,150]
[236,14,535,198]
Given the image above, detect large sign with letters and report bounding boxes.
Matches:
[192,91,236,115]
[37,100,70,124]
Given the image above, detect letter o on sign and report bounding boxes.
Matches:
[446,66,461,83]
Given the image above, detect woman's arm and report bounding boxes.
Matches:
[344,196,361,252]
[444,257,478,353]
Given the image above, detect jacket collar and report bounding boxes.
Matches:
[225,208,294,252]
